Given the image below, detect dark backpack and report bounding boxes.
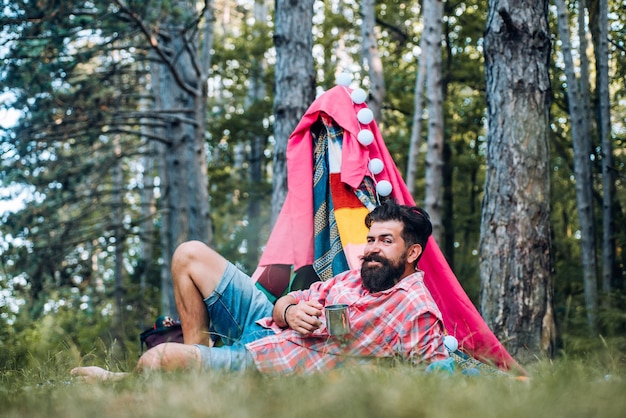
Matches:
[139,315,184,352]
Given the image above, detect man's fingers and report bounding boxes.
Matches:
[294,313,321,334]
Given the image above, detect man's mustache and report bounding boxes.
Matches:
[361,254,387,264]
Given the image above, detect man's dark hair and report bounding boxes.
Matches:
[364,199,432,263]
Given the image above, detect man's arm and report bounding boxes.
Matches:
[273,294,323,334]
[273,295,297,328]
[409,312,448,364]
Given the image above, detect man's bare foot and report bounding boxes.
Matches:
[70,366,129,383]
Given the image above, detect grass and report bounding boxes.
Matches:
[1,349,625,418]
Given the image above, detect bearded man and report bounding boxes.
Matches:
[72,200,447,380]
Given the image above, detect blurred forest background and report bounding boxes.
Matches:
[0,0,624,370]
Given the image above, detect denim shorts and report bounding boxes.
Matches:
[195,262,275,372]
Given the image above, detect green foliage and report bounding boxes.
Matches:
[0,0,174,360]
[204,3,276,272]
[1,0,150,312]
[0,299,141,371]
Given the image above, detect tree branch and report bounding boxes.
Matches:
[113,0,202,97]
[112,111,200,127]
[107,127,173,145]
[609,37,625,53]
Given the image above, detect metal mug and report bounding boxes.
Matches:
[325,304,351,336]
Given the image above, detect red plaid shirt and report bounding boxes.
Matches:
[245,269,448,374]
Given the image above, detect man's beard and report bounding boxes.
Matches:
[360,252,407,293]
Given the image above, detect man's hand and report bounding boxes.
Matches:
[285,301,323,335]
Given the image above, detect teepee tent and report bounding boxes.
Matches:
[252,80,524,374]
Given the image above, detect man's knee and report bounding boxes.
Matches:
[173,240,209,265]
[137,343,201,372]
[137,344,170,371]
[173,240,225,268]
[172,240,227,284]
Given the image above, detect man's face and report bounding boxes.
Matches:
[361,220,411,293]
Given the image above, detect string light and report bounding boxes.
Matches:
[335,72,393,200]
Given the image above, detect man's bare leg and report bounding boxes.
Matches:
[70,366,129,383]
[171,240,228,346]
[136,342,202,371]
[71,342,202,382]
[71,241,227,381]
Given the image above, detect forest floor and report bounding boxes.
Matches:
[1,347,625,418]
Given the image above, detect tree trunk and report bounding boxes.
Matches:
[481,0,555,362]
[596,0,616,297]
[246,0,269,265]
[141,0,215,316]
[577,0,592,147]
[149,47,173,318]
[139,137,158,324]
[361,0,385,122]
[138,63,157,327]
[406,29,427,196]
[272,0,316,225]
[157,37,208,315]
[442,141,454,267]
[555,0,598,334]
[442,4,454,267]
[112,134,126,345]
[423,0,445,242]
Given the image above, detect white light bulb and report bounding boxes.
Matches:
[376,180,392,196]
[357,108,374,124]
[368,158,384,175]
[351,88,367,104]
[357,130,374,146]
[443,335,459,353]
[336,72,352,86]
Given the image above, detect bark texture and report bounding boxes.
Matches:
[596,0,617,296]
[272,0,316,225]
[406,42,427,196]
[423,0,445,242]
[480,0,555,362]
[361,0,385,122]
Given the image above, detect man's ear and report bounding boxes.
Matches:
[407,244,422,264]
